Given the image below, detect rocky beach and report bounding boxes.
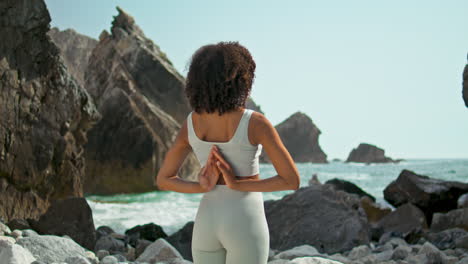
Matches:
[0,0,467,263]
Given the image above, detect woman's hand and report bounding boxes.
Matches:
[211,145,238,189]
[198,146,220,192]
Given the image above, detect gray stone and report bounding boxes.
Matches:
[0,235,16,245]
[96,249,109,260]
[456,234,468,249]
[0,222,11,236]
[17,235,87,263]
[346,143,395,163]
[347,245,371,260]
[135,238,183,264]
[459,194,468,209]
[22,229,38,237]
[376,203,427,238]
[94,234,126,254]
[0,243,36,264]
[100,255,118,264]
[10,230,22,238]
[64,255,92,264]
[374,250,393,262]
[265,184,370,254]
[431,208,468,232]
[290,256,344,264]
[274,245,321,260]
[391,245,412,260]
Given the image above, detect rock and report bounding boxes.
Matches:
[96,249,109,260]
[345,143,395,163]
[376,203,428,240]
[431,208,468,232]
[425,228,468,250]
[266,260,290,264]
[166,221,193,261]
[125,222,167,248]
[100,255,118,264]
[328,253,349,263]
[264,184,370,254]
[27,197,96,250]
[417,241,449,262]
[0,235,16,245]
[463,59,468,107]
[84,251,99,264]
[374,249,393,262]
[347,244,371,260]
[0,243,37,264]
[0,0,100,222]
[456,234,468,249]
[6,219,31,231]
[260,112,327,163]
[135,239,152,259]
[82,7,199,195]
[308,174,321,186]
[94,234,126,255]
[0,222,11,236]
[96,226,115,241]
[325,178,375,202]
[459,194,468,209]
[274,245,321,260]
[64,255,92,264]
[47,27,98,88]
[290,256,344,264]
[135,238,184,264]
[21,229,38,237]
[17,235,87,263]
[391,244,412,260]
[246,97,264,114]
[360,196,391,224]
[110,253,126,262]
[458,257,468,264]
[383,169,468,224]
[10,230,22,238]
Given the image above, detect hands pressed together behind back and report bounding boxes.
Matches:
[198,145,237,192]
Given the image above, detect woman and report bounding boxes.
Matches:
[156,41,300,264]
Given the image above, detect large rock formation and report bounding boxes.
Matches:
[0,0,100,222]
[260,111,327,163]
[346,143,395,163]
[463,56,468,107]
[82,7,200,194]
[264,184,370,254]
[384,169,468,225]
[47,27,98,88]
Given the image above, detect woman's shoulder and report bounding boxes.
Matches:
[248,111,276,145]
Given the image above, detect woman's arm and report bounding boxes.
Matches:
[213,112,300,192]
[155,120,211,193]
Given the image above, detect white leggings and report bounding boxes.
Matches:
[191,184,270,264]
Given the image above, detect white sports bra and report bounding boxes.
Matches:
[187,108,262,177]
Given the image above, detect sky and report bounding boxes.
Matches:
[44,0,468,159]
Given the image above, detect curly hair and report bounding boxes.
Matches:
[185,41,256,115]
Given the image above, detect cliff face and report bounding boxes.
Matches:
[463,59,468,107]
[346,143,395,163]
[0,0,100,221]
[261,112,328,163]
[47,27,98,88]
[82,7,199,194]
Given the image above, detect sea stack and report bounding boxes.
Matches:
[345,143,396,163]
[0,0,100,221]
[260,111,327,163]
[463,54,468,107]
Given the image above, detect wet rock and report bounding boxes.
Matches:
[431,208,468,232]
[325,178,375,202]
[383,169,468,225]
[376,203,428,240]
[166,221,194,261]
[94,234,126,255]
[459,194,468,209]
[125,222,167,248]
[345,143,395,163]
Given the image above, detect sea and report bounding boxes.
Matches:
[86,159,468,236]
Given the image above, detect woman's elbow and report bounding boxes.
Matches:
[290,175,300,190]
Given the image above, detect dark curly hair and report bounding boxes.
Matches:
[185,41,256,115]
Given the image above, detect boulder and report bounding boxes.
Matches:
[47,27,98,88]
[135,238,184,264]
[166,221,194,261]
[425,228,468,250]
[94,235,126,255]
[431,208,468,232]
[375,203,428,239]
[27,197,96,250]
[125,222,167,248]
[96,226,115,241]
[6,219,31,231]
[82,7,199,194]
[459,194,468,209]
[245,98,264,114]
[260,112,327,163]
[0,243,36,264]
[325,178,375,201]
[383,169,468,224]
[264,184,370,254]
[360,196,391,224]
[0,0,99,222]
[17,235,87,263]
[345,143,395,163]
[463,58,468,107]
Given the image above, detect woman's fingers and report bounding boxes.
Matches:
[211,146,231,170]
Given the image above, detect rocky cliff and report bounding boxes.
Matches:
[463,56,468,107]
[82,7,200,194]
[346,143,395,163]
[0,0,100,221]
[260,111,327,163]
[47,27,98,88]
